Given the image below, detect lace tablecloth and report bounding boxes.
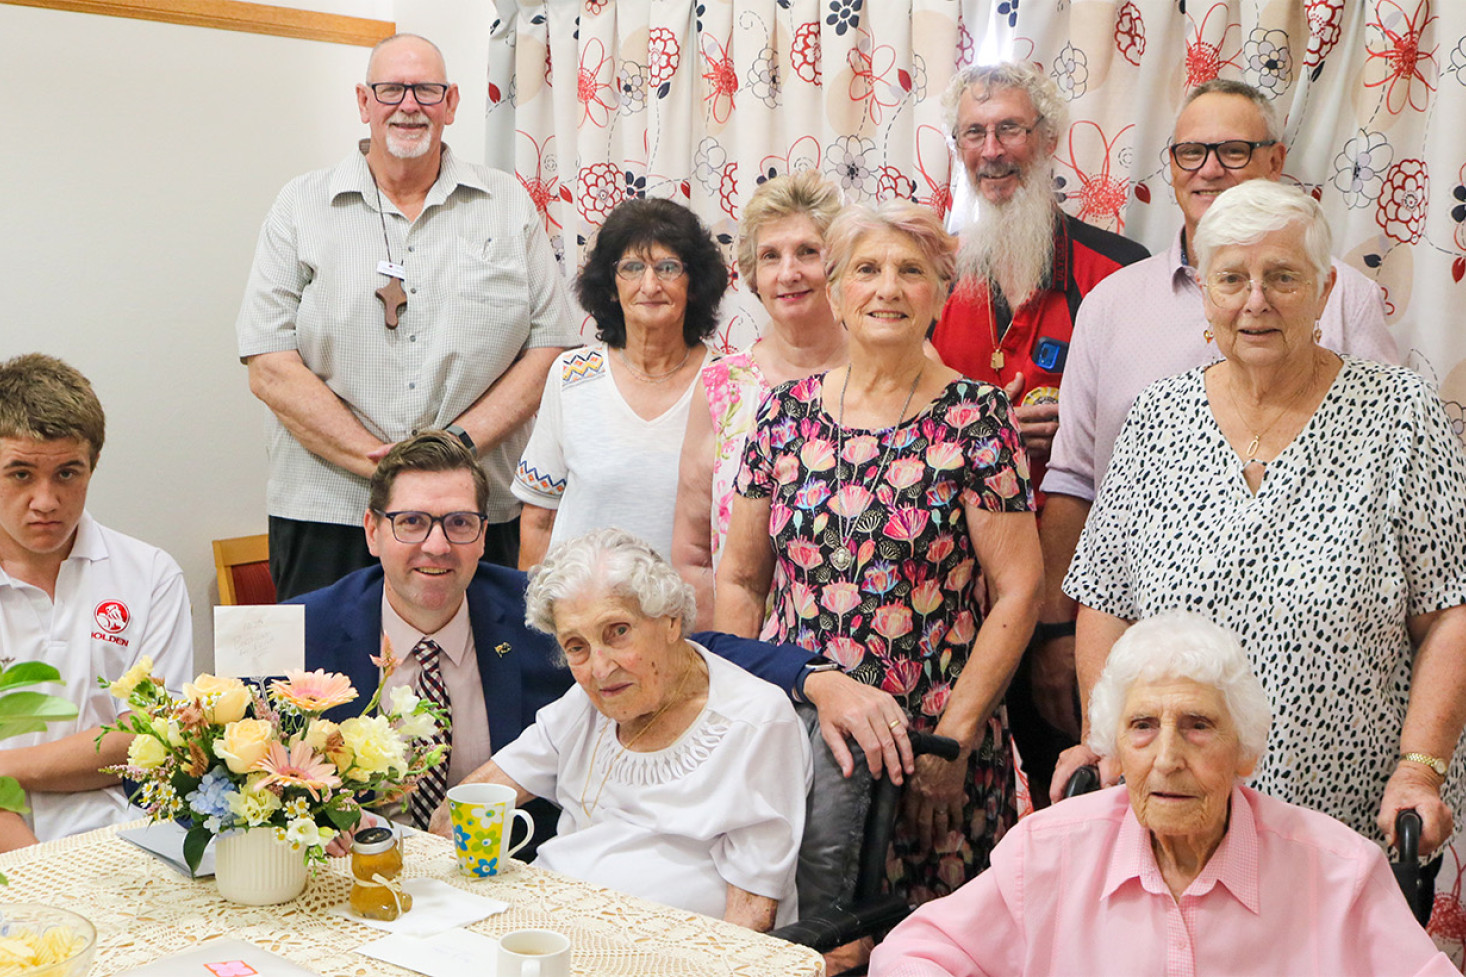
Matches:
[0,821,824,976]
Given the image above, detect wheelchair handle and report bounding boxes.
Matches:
[1063,765,1101,798]
[1397,808,1422,864]
[907,730,961,762]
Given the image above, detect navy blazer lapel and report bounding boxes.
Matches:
[465,562,529,752]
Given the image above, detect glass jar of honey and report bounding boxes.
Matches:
[350,826,413,920]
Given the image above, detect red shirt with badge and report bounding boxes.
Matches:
[932,213,1148,503]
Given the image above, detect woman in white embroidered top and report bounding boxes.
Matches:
[439,528,811,931]
[512,199,728,568]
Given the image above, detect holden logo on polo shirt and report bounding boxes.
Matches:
[92,600,131,646]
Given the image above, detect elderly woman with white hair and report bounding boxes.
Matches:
[1054,180,1466,887]
[872,612,1457,976]
[436,527,810,931]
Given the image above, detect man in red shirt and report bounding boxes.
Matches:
[932,62,1146,806]
[933,62,1146,489]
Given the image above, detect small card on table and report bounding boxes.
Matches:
[213,605,305,677]
[356,929,503,977]
[328,877,509,937]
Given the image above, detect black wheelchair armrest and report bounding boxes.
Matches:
[770,894,911,953]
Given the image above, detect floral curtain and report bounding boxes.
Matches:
[487,0,1466,954]
[484,0,967,348]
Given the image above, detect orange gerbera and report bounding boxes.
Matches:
[269,669,357,713]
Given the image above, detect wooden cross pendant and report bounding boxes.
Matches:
[376,278,408,329]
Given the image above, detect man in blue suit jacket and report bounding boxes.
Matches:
[291,433,912,835]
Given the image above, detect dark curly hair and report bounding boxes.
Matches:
[575,198,729,348]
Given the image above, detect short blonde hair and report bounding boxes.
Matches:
[0,353,106,467]
[824,200,956,308]
[736,171,844,293]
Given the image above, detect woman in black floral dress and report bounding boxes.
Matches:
[715,200,1042,903]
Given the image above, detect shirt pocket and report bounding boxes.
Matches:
[456,233,529,305]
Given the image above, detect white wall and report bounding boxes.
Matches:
[0,3,492,669]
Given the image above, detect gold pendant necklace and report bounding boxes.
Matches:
[831,366,923,572]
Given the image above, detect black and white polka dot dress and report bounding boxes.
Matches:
[1066,355,1466,843]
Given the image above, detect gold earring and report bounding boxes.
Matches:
[1313,325,1322,344]
[1204,328,1214,344]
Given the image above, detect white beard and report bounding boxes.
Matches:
[953,161,1058,309]
[385,110,434,160]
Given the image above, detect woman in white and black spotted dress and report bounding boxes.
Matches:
[1058,181,1466,863]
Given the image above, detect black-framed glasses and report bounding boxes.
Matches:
[614,258,686,282]
[367,82,450,106]
[957,118,1043,149]
[373,509,487,544]
[1169,139,1278,171]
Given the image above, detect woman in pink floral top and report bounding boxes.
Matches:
[671,172,847,628]
[715,201,1042,904]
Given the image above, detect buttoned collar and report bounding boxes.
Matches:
[379,588,473,669]
[1103,783,1261,914]
[328,140,490,212]
[1170,229,1201,295]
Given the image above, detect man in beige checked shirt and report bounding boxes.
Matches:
[236,33,580,600]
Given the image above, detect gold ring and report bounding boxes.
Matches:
[888,719,903,730]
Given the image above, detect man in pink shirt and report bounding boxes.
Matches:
[1030,80,1398,752]
[870,613,1452,977]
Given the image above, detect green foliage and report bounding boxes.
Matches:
[0,662,79,809]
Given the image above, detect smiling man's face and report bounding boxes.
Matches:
[366,468,483,632]
[357,36,458,162]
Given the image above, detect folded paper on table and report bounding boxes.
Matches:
[119,821,216,878]
[113,937,321,975]
[327,877,509,937]
[357,930,503,977]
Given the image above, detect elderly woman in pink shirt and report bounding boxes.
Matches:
[871,611,1455,977]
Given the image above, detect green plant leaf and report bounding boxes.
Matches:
[325,804,360,833]
[0,662,63,691]
[0,776,29,814]
[0,690,80,723]
[0,718,49,739]
[184,824,213,875]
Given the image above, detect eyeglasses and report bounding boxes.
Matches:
[957,118,1043,149]
[1169,140,1278,171]
[367,82,450,106]
[1202,270,1314,307]
[614,258,686,282]
[373,509,487,544]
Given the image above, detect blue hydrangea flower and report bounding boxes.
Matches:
[186,766,238,823]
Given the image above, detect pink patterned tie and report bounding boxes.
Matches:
[406,637,452,830]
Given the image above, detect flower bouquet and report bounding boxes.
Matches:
[100,659,447,874]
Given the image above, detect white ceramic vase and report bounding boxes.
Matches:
[213,828,308,906]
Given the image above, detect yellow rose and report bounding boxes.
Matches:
[109,655,155,700]
[338,715,408,781]
[182,674,252,724]
[127,734,168,769]
[214,718,275,774]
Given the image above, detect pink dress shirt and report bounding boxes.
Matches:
[1043,232,1398,502]
[870,785,1456,977]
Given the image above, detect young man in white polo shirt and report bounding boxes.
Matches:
[0,354,193,849]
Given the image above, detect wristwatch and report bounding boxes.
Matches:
[1401,752,1449,777]
[793,660,843,703]
[445,423,476,456]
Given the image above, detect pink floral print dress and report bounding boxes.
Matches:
[736,372,1034,902]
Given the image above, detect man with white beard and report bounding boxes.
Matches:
[237,34,579,600]
[931,62,1145,808]
[932,62,1146,486]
